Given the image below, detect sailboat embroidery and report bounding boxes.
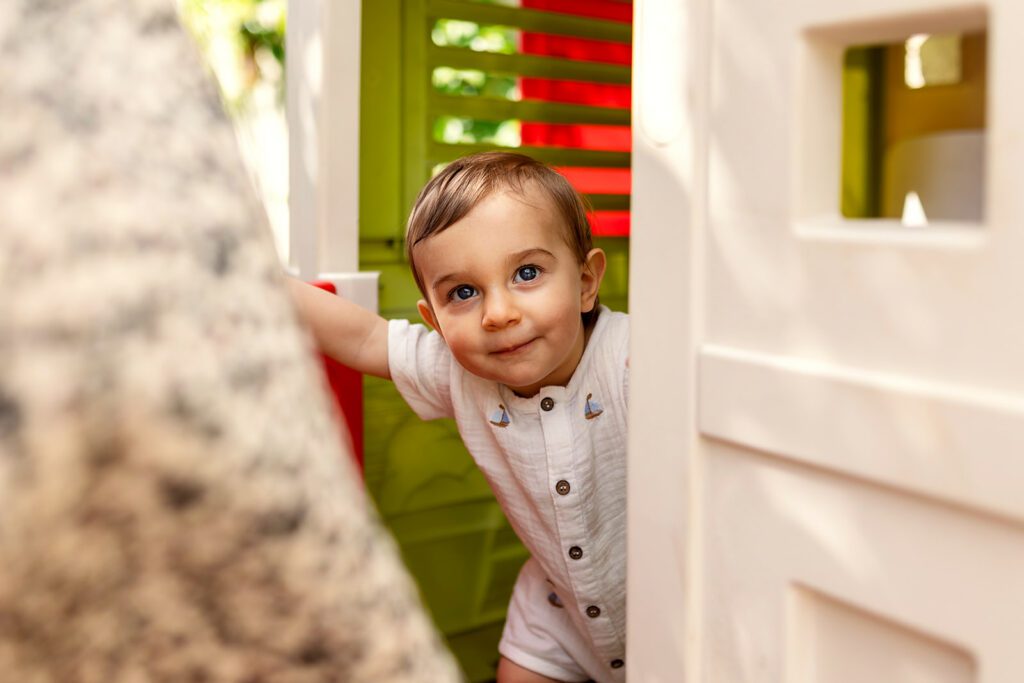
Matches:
[584,393,604,420]
[489,403,511,428]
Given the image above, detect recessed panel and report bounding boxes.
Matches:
[790,587,976,683]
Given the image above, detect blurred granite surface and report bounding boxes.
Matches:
[0,0,460,681]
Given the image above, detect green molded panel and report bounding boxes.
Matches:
[443,624,506,683]
[362,377,527,682]
[377,424,493,516]
[365,261,422,314]
[358,239,406,264]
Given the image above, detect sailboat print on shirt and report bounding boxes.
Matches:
[489,403,510,428]
[584,393,604,420]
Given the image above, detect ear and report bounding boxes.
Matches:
[580,247,607,313]
[417,299,443,337]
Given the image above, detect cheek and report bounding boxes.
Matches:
[538,285,583,326]
[437,324,476,360]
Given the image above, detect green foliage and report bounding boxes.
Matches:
[432,66,519,99]
[431,18,520,148]
[432,19,517,54]
[240,13,285,73]
[180,0,286,107]
[434,116,521,147]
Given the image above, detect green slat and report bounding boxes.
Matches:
[360,0,404,240]
[428,45,631,84]
[427,0,632,43]
[429,142,630,167]
[430,93,630,126]
[584,194,631,211]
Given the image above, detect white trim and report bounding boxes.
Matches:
[699,344,1024,524]
[318,271,380,313]
[628,0,708,680]
[287,0,362,278]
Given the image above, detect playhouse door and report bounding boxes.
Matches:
[629,0,1024,681]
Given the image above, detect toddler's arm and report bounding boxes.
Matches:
[287,277,391,380]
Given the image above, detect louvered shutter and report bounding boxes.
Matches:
[405,0,633,236]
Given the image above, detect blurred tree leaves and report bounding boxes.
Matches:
[180,0,285,110]
[431,18,521,147]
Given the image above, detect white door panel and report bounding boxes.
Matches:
[707,443,1024,683]
[630,0,1024,680]
[699,345,1024,524]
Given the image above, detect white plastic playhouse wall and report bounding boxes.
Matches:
[287,0,377,308]
[629,1,1024,682]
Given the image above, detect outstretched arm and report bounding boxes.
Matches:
[287,277,391,380]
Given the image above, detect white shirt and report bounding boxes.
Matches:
[388,306,629,678]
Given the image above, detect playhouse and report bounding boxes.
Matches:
[287,0,1024,680]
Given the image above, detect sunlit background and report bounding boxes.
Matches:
[180,0,289,257]
[180,0,533,262]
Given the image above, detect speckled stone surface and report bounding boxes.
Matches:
[0,1,460,681]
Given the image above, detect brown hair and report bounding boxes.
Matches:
[406,151,597,320]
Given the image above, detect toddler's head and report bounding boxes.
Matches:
[405,152,606,396]
[408,152,594,301]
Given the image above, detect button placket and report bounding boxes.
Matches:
[539,390,619,659]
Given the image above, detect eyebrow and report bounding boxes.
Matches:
[429,247,557,293]
[430,271,466,294]
[507,247,557,265]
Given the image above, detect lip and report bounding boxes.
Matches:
[490,338,537,356]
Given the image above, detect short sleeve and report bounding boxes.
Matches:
[388,319,455,420]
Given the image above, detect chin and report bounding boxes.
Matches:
[485,366,543,389]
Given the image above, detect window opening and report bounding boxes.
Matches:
[840,32,986,224]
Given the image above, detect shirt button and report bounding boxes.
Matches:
[555,480,571,495]
[586,605,601,618]
[568,546,583,560]
[610,659,624,669]
[540,397,555,411]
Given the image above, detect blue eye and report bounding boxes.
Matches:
[450,285,477,301]
[514,265,539,283]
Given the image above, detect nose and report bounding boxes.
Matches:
[481,290,521,331]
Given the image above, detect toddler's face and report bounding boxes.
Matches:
[414,187,602,397]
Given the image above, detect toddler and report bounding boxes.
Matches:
[289,151,629,683]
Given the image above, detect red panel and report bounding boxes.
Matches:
[521,0,633,23]
[522,123,631,152]
[589,211,631,237]
[521,33,631,66]
[311,281,363,471]
[521,79,631,108]
[555,166,631,194]
[520,0,634,237]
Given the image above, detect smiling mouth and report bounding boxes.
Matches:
[491,338,537,355]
